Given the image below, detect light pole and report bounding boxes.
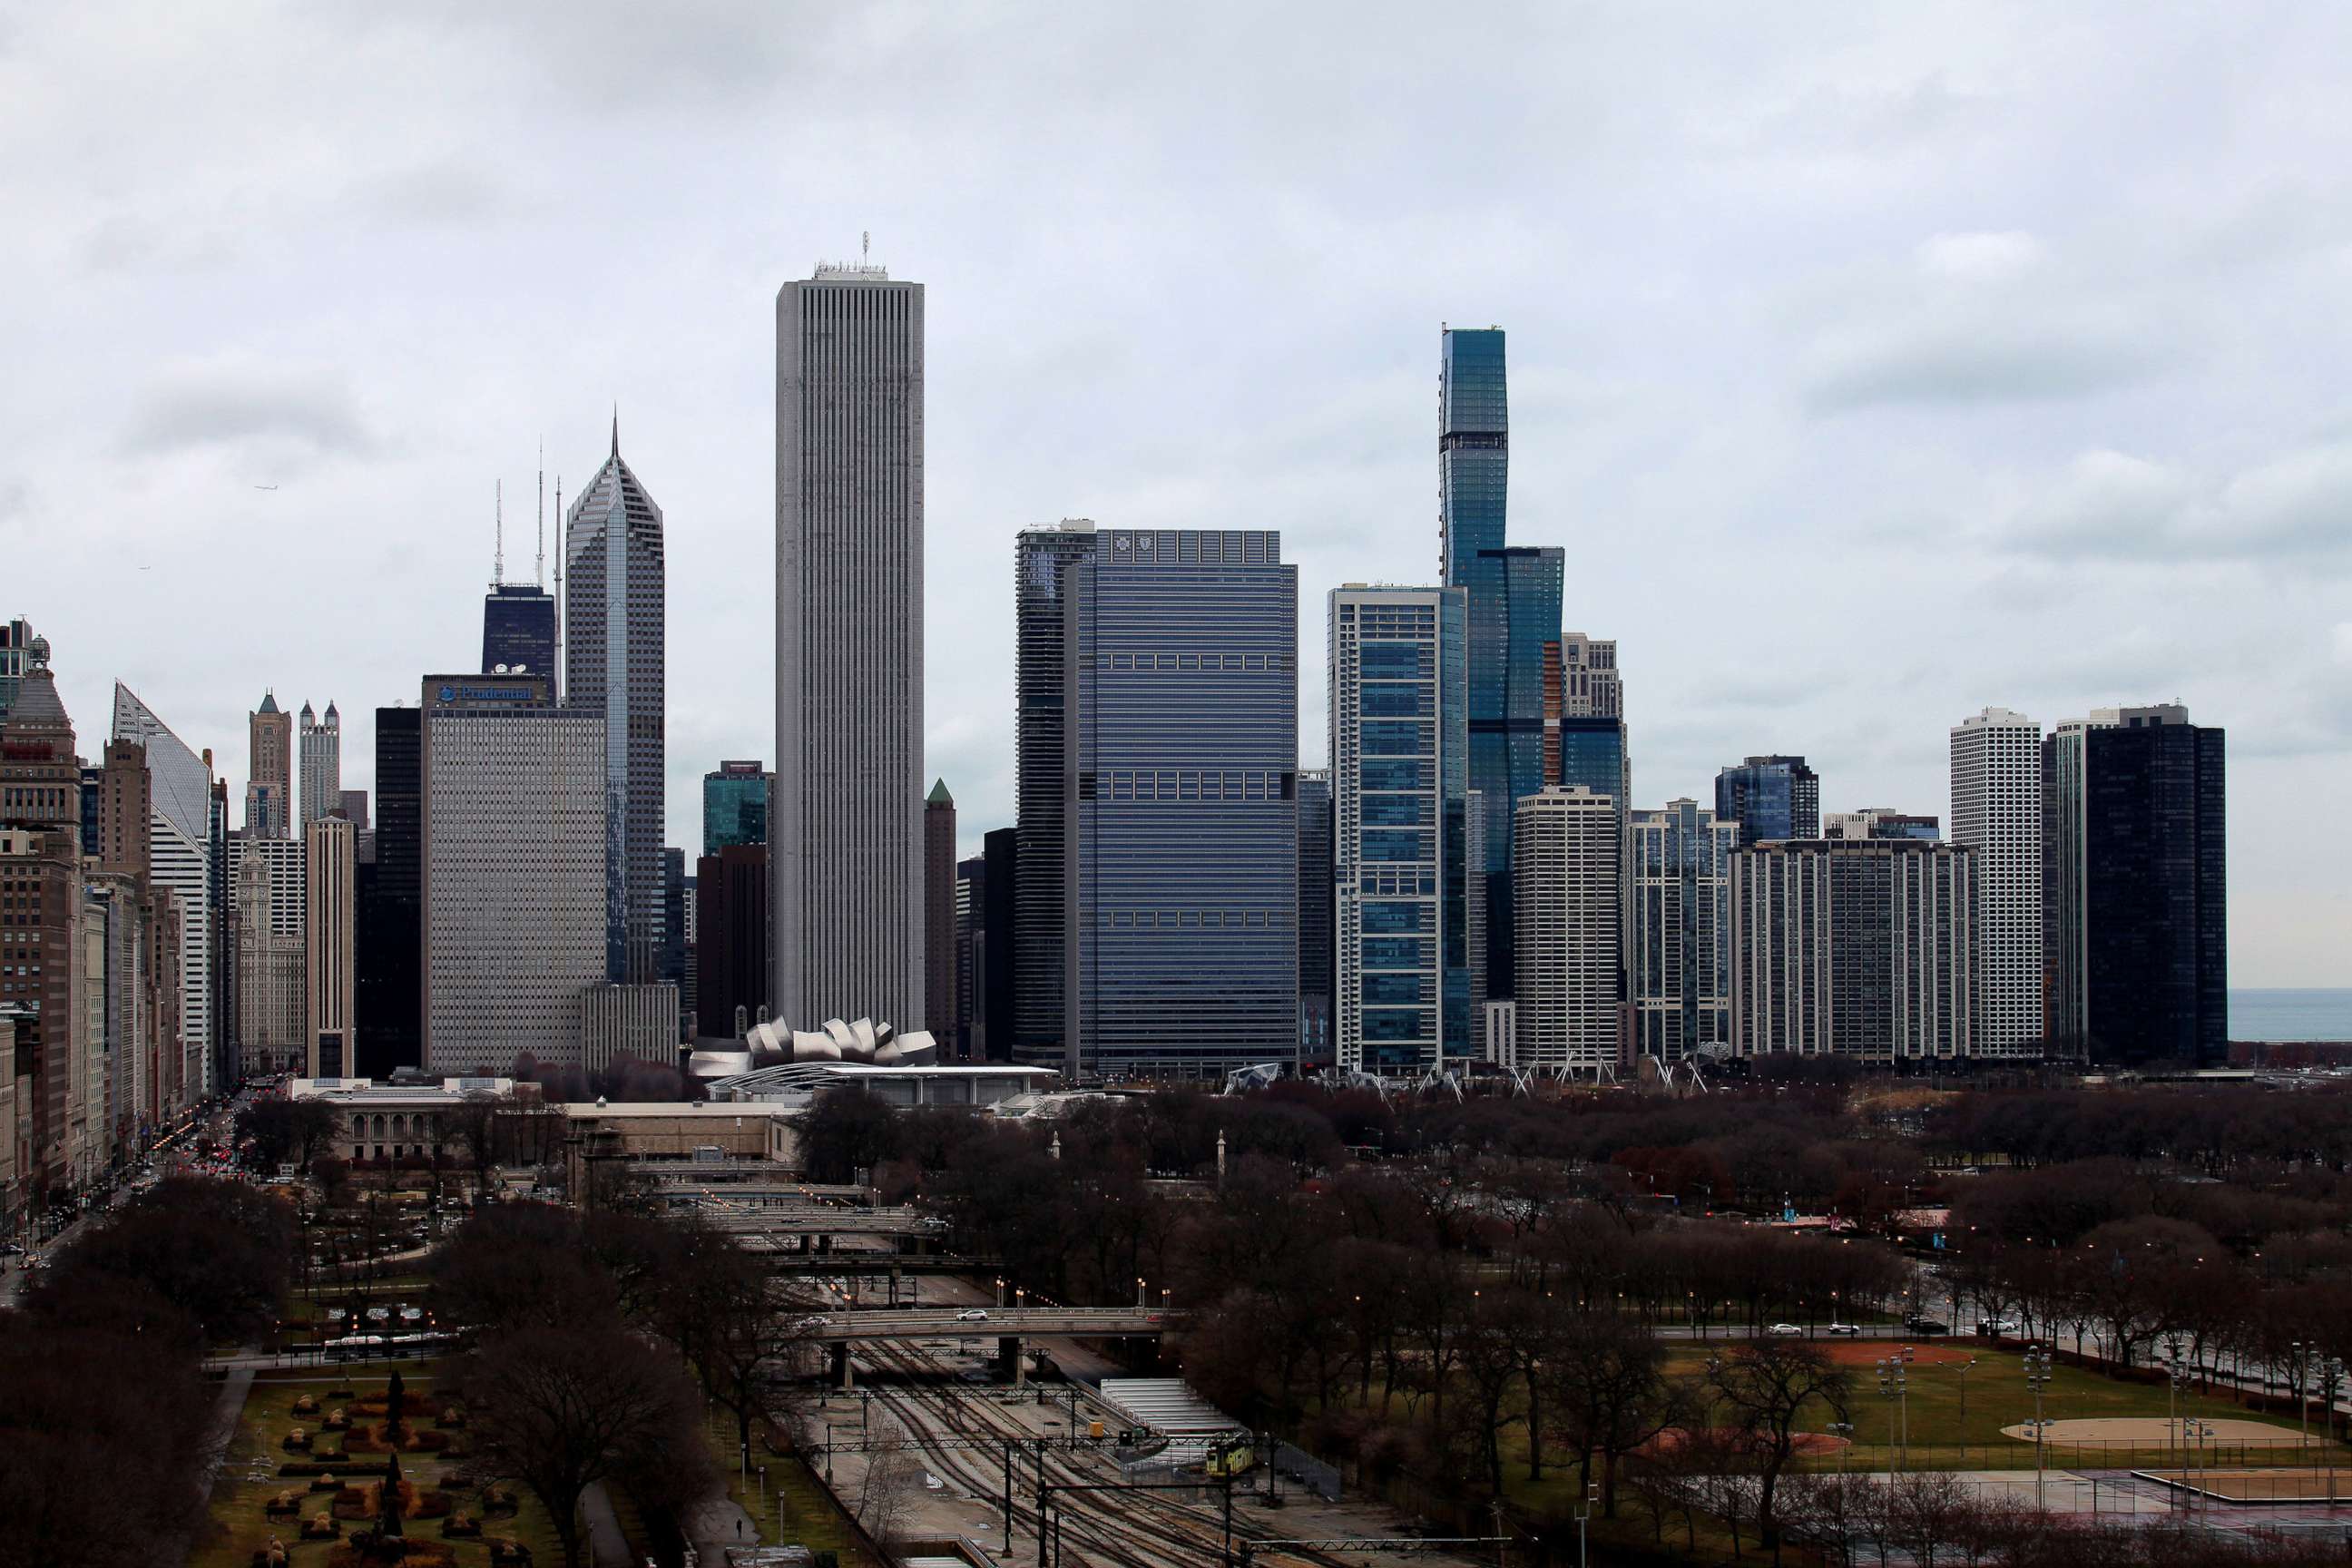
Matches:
[2162,1339,2189,1508]
[1876,1358,1908,1472]
[1828,1422,1856,1568]
[2024,1344,2054,1511]
[1958,1357,1978,1436]
[2293,1340,2312,1464]
[1575,1480,1597,1568]
[2324,1358,2346,1500]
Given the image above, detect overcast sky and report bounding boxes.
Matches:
[7,4,2350,985]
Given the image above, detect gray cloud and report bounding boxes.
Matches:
[2002,444,2352,567]
[122,361,377,460]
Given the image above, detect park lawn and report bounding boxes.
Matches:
[191,1365,564,1568]
[1658,1343,2347,1472]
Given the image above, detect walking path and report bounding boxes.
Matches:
[684,1493,762,1563]
[582,1481,636,1568]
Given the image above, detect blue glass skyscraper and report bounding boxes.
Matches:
[1441,328,1562,995]
[1014,523,1299,1079]
[1714,755,1819,845]
[702,760,769,857]
[1329,585,1475,1073]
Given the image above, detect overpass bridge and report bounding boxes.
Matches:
[788,1305,1171,1387]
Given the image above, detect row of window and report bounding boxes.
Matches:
[1101,909,1290,929]
[1095,770,1289,802]
[1098,652,1293,672]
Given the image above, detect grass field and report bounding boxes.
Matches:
[1659,1343,2352,1473]
[699,1408,879,1566]
[191,1364,564,1568]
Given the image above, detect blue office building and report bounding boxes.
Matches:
[1014,523,1299,1079]
[1715,755,1819,845]
[1329,585,1476,1073]
[1440,328,1563,997]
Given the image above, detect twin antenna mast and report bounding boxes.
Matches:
[491,445,553,592]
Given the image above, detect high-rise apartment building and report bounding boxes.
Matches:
[1715,755,1819,846]
[1328,586,1475,1073]
[923,780,958,1044]
[354,706,420,1077]
[1730,838,1976,1060]
[1014,523,1299,1078]
[1439,327,1563,999]
[702,760,769,856]
[247,692,291,838]
[229,835,306,1080]
[564,421,667,985]
[1629,799,1737,1062]
[693,844,769,1040]
[339,790,369,832]
[1294,769,1334,1063]
[419,673,607,1072]
[305,815,356,1077]
[1951,707,2043,1057]
[113,682,214,1097]
[2043,705,2226,1067]
[297,701,341,837]
[774,258,926,1031]
[1513,786,1622,1073]
[0,637,83,1188]
[661,846,687,1040]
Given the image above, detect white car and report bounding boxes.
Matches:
[1766,1323,1805,1338]
[1827,1323,1863,1337]
[956,1308,990,1322]
[797,1315,833,1329]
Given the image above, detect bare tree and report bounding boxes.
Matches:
[856,1417,925,1546]
[464,1322,711,1568]
[1704,1339,1852,1566]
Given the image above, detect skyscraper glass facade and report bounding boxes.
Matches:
[702,761,769,857]
[1018,526,1298,1078]
[564,431,666,986]
[1714,755,1819,845]
[1295,769,1334,1061]
[1329,586,1473,1072]
[1630,799,1736,1059]
[481,584,556,677]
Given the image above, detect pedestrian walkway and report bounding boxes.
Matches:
[582,1481,635,1568]
[684,1492,762,1563]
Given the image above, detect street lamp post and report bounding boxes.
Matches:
[1958,1357,1977,1434]
[1876,1359,1908,1473]
[1575,1481,1597,1568]
[1828,1422,1856,1568]
[2024,1345,2054,1512]
[2293,1341,2312,1464]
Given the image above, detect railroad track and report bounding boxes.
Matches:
[842,1337,1357,1568]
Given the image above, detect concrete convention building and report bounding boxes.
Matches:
[774,255,926,1033]
[420,672,607,1073]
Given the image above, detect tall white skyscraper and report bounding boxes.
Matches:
[1950,706,2043,1054]
[298,701,341,836]
[774,253,925,1029]
[1513,784,1622,1073]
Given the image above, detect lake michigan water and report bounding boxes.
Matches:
[2230,988,2352,1042]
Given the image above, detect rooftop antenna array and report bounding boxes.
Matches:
[535,440,546,587]
[493,479,504,587]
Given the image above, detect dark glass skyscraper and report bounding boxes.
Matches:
[482,584,556,677]
[564,420,666,985]
[702,760,769,857]
[1011,524,1101,1063]
[1440,328,1563,996]
[1714,755,1820,845]
[354,704,420,1075]
[2043,705,2226,1067]
[1295,769,1333,1063]
[1014,523,1299,1078]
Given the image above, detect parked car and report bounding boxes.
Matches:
[1766,1323,1805,1338]
[956,1308,990,1322]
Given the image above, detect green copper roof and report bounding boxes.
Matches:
[926,778,953,805]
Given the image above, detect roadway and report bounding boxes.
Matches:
[789,1306,1169,1342]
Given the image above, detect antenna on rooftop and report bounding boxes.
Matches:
[862,230,870,262]
[535,440,546,587]
[494,479,505,587]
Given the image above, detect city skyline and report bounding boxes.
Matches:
[8,6,2350,986]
